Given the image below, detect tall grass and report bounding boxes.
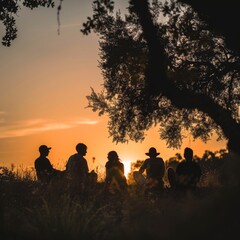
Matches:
[1,163,240,240]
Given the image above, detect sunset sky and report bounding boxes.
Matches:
[0,1,226,176]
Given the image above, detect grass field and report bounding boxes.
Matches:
[0,164,240,240]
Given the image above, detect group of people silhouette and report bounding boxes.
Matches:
[34,143,202,195]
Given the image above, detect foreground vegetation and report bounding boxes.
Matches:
[1,150,240,240]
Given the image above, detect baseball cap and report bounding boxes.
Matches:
[39,145,51,152]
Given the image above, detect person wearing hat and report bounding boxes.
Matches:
[34,145,56,184]
[138,147,165,191]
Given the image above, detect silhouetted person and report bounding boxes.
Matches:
[34,145,56,184]
[66,143,89,192]
[139,147,165,192]
[168,147,202,190]
[105,151,127,194]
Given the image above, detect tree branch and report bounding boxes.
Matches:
[131,0,240,153]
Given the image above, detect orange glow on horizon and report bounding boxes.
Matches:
[122,160,132,179]
[0,1,228,171]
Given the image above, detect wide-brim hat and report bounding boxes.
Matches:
[145,147,160,157]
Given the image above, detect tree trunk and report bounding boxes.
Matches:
[131,0,240,155]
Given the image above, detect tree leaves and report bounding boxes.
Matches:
[0,0,55,46]
[82,0,240,149]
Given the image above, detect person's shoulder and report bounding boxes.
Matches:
[141,158,149,167]
[66,154,77,165]
[106,161,114,168]
[34,157,40,165]
[68,153,78,160]
[156,157,164,162]
[35,156,45,163]
[78,156,87,165]
[118,161,124,167]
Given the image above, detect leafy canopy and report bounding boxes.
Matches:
[0,0,55,46]
[82,0,240,149]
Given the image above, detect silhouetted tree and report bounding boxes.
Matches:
[2,1,240,155]
[82,0,240,155]
[0,0,55,46]
[178,0,240,54]
[198,149,228,186]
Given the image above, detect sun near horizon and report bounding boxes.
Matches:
[122,160,132,179]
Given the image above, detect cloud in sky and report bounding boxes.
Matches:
[0,111,6,124]
[0,117,98,139]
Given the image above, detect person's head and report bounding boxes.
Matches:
[184,147,193,161]
[76,143,87,155]
[39,145,51,156]
[107,151,119,162]
[145,147,160,158]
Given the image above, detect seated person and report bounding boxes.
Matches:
[139,147,165,190]
[105,151,127,194]
[65,143,89,191]
[168,147,202,190]
[34,145,59,184]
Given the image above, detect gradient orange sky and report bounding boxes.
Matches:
[0,1,226,176]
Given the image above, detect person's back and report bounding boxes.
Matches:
[144,157,165,181]
[105,151,127,193]
[66,153,89,181]
[176,161,201,188]
[106,160,125,184]
[65,143,89,191]
[175,147,202,189]
[34,145,54,184]
[139,147,165,190]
